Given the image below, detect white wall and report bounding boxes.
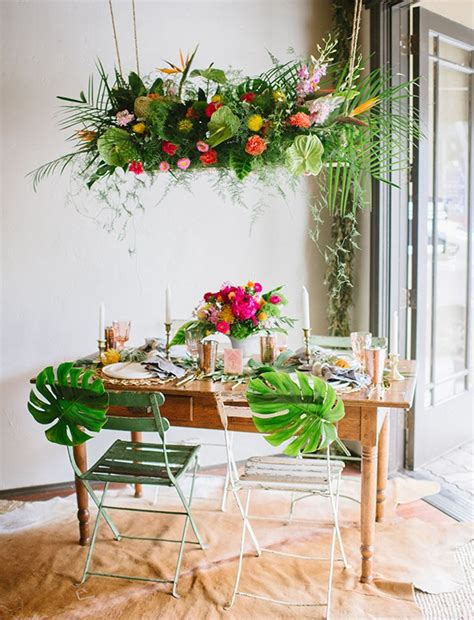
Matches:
[0,0,334,490]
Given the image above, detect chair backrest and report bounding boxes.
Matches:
[105,390,169,436]
[311,335,352,351]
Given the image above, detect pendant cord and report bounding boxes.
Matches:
[108,0,123,74]
[131,0,140,76]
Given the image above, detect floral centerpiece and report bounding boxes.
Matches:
[173,281,294,353]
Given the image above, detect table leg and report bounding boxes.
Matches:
[131,431,143,498]
[73,444,90,546]
[360,444,378,583]
[376,414,390,522]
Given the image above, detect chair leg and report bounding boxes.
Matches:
[220,457,231,512]
[326,451,349,569]
[79,482,109,585]
[81,479,120,541]
[326,526,337,620]
[225,489,252,610]
[173,457,206,551]
[230,486,261,556]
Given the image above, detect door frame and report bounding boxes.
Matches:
[409,7,473,468]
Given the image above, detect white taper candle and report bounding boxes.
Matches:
[165,286,172,324]
[302,286,311,330]
[99,303,105,340]
[391,310,399,356]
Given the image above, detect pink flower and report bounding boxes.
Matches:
[177,158,191,170]
[216,321,230,334]
[253,282,262,293]
[159,161,170,172]
[269,295,281,304]
[231,292,260,320]
[116,109,134,126]
[129,160,144,174]
[196,141,209,153]
[297,65,309,80]
[207,306,219,324]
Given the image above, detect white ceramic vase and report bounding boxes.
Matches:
[229,334,260,358]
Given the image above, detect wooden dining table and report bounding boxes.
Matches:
[72,360,416,584]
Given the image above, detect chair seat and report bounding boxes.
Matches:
[81,439,199,486]
[236,455,345,492]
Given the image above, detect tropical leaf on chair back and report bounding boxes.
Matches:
[28,362,109,446]
[246,371,346,457]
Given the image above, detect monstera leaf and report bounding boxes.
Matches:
[97,127,138,167]
[28,362,109,446]
[285,134,324,176]
[246,371,345,456]
[207,105,240,148]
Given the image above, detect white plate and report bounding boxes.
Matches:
[101,362,155,380]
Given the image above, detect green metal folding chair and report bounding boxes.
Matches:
[28,362,205,598]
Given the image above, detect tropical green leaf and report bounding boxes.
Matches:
[28,362,109,446]
[229,151,254,180]
[128,71,147,97]
[246,371,344,456]
[190,67,227,84]
[207,105,240,148]
[97,127,138,167]
[169,320,202,346]
[286,135,324,176]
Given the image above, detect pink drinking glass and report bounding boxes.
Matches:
[112,320,131,350]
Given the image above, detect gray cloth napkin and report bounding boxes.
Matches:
[141,355,187,380]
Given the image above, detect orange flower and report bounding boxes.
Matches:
[288,112,312,128]
[245,135,267,157]
[258,312,267,321]
[159,49,190,75]
[147,93,163,100]
[77,130,97,142]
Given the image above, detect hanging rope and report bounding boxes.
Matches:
[108,0,140,76]
[345,0,363,113]
[108,0,123,74]
[131,0,140,75]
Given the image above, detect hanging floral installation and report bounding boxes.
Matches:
[30,32,417,236]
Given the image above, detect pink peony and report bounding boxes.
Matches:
[269,295,282,304]
[196,141,209,153]
[216,321,230,334]
[177,158,191,170]
[116,109,134,126]
[231,292,260,320]
[159,161,170,172]
[253,282,263,293]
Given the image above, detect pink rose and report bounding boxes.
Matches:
[177,157,191,170]
[216,321,230,334]
[196,141,209,153]
[269,295,281,304]
[253,282,262,293]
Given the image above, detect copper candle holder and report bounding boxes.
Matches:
[303,328,311,364]
[97,338,106,365]
[164,322,172,359]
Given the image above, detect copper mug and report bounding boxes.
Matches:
[260,335,277,365]
[198,340,218,373]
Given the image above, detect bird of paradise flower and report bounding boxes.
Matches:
[158,46,198,99]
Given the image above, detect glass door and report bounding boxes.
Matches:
[410,8,473,468]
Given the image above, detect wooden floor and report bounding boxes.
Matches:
[1,463,455,525]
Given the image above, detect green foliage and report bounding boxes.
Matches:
[28,362,109,446]
[169,320,202,346]
[286,135,324,176]
[229,151,254,180]
[246,371,346,456]
[190,67,227,84]
[207,105,241,147]
[97,127,138,167]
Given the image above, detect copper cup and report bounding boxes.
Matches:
[260,335,277,365]
[198,340,218,373]
[364,346,386,386]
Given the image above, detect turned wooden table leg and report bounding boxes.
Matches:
[131,431,143,498]
[360,444,378,583]
[73,444,90,546]
[376,414,390,522]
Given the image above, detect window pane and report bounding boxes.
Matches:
[439,39,471,67]
[433,64,470,389]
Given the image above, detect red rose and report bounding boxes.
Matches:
[240,92,256,103]
[216,321,230,335]
[200,149,218,166]
[129,160,144,175]
[203,292,214,302]
[205,102,223,118]
[162,141,178,156]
